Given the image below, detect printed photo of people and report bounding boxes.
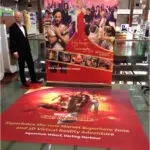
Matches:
[91,57,99,67]
[84,56,93,67]
[48,51,68,73]
[84,56,99,68]
[24,91,100,123]
[49,51,111,71]
[62,53,72,63]
[88,94,100,118]
[44,0,116,73]
[83,0,118,51]
[58,52,72,63]
[49,50,58,60]
[71,54,85,65]
[98,58,113,70]
[44,0,118,51]
[44,0,76,46]
[44,0,77,73]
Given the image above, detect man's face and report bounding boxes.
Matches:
[96,6,100,11]
[64,3,68,9]
[54,12,62,25]
[76,0,83,9]
[15,12,22,23]
[86,10,90,15]
[45,12,49,18]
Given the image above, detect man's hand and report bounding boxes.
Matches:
[13,52,19,59]
[76,103,81,107]
[55,27,62,37]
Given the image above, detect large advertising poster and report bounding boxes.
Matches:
[44,0,118,84]
[1,88,149,150]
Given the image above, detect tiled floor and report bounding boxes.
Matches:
[1,75,149,150]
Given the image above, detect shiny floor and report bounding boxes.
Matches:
[1,73,149,150]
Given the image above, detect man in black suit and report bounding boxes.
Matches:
[9,11,37,87]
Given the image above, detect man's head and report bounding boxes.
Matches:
[45,10,51,18]
[86,8,91,15]
[53,9,63,25]
[14,11,23,24]
[64,3,69,10]
[96,5,100,11]
[76,0,83,9]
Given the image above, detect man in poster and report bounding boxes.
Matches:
[47,9,69,73]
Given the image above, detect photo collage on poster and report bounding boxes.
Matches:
[44,0,117,72]
[48,50,113,71]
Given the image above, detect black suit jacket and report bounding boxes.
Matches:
[9,23,31,56]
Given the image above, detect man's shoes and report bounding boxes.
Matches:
[22,83,30,87]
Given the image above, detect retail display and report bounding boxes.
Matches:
[44,0,118,84]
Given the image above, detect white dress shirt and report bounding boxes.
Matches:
[17,23,26,37]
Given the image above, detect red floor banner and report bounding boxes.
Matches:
[1,88,149,150]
